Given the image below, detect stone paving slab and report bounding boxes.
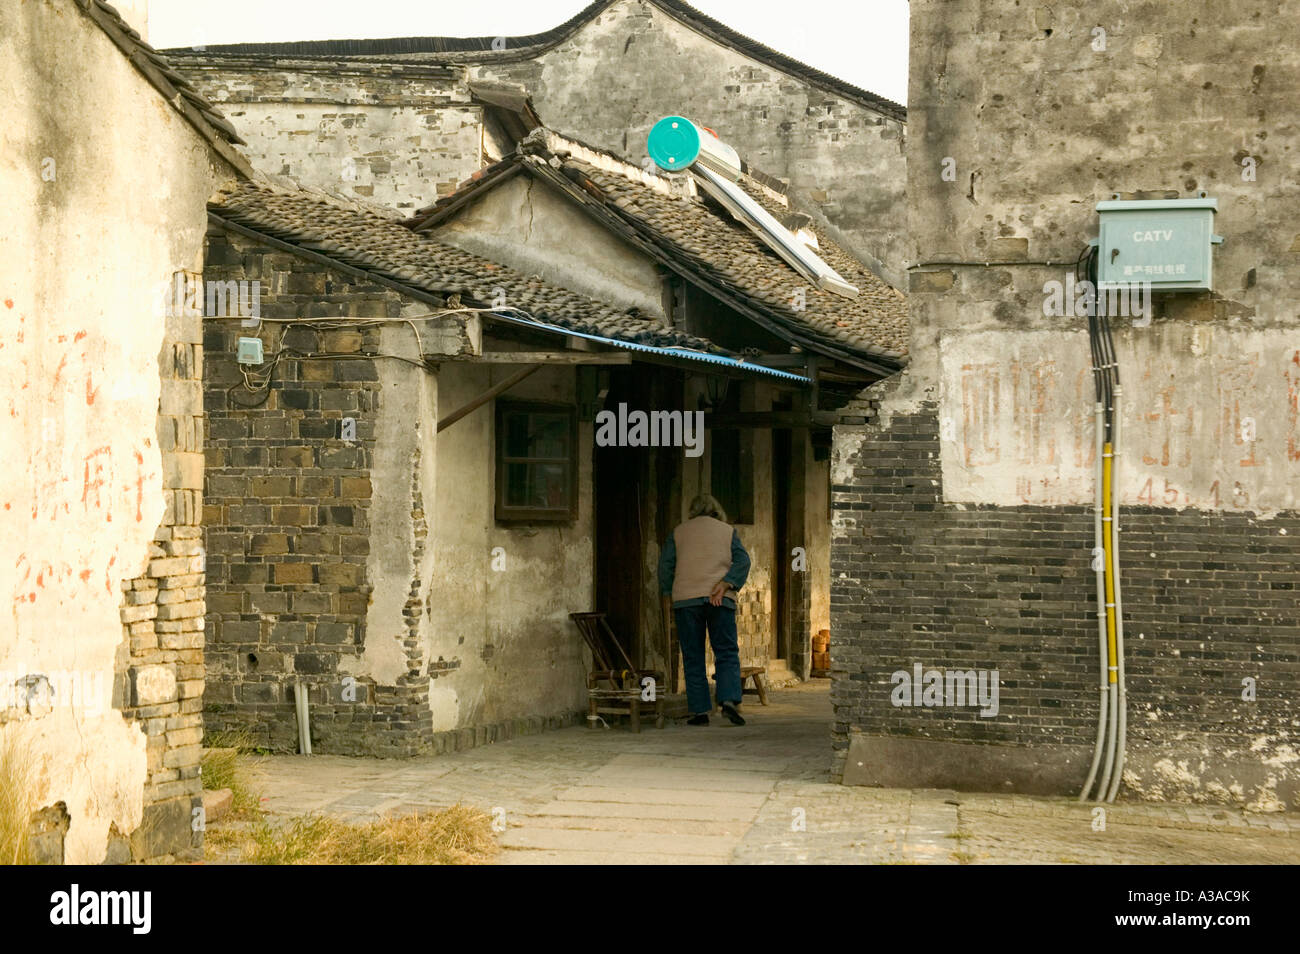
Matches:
[583,767,776,794]
[608,752,803,773]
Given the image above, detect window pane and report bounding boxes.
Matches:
[505,462,529,506]
[528,414,569,459]
[504,412,569,460]
[496,402,576,522]
[504,413,532,457]
[529,463,568,510]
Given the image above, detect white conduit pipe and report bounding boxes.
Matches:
[1078,400,1110,801]
[1106,385,1128,802]
[295,676,312,755]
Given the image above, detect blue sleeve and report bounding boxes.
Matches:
[722,530,751,590]
[658,534,676,596]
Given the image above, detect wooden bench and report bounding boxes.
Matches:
[739,666,769,706]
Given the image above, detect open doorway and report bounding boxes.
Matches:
[593,367,645,666]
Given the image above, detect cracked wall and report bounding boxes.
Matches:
[1,0,234,862]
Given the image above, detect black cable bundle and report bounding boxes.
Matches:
[1077,244,1119,439]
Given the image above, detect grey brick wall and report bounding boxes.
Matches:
[202,229,437,756]
[830,393,1300,807]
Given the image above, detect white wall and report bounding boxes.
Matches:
[0,0,233,862]
[424,362,592,728]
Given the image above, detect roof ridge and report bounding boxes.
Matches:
[160,0,904,120]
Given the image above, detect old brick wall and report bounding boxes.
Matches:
[832,390,1300,808]
[832,0,1300,808]
[202,228,438,755]
[175,59,484,211]
[1,0,243,864]
[202,230,589,755]
[116,290,209,862]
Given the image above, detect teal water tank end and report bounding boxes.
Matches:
[647,116,701,172]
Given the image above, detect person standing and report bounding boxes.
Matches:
[658,494,751,726]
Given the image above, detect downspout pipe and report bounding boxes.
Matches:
[295,676,312,756]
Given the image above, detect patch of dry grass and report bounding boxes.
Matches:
[200,730,262,816]
[0,734,33,865]
[198,731,496,865]
[214,806,498,865]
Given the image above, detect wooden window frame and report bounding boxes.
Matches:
[495,399,579,524]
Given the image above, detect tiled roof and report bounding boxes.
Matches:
[209,179,724,354]
[409,136,909,370]
[77,0,250,176]
[562,158,910,363]
[159,0,904,122]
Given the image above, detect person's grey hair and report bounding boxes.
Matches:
[688,493,727,522]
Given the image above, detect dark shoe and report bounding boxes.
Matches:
[720,702,745,726]
[687,713,709,726]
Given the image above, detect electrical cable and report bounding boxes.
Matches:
[1076,239,1128,802]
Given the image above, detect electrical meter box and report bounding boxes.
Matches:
[236,336,264,365]
[1096,197,1221,292]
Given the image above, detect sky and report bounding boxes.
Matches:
[146,0,909,105]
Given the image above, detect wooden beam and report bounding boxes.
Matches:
[436,364,543,432]
[431,351,632,365]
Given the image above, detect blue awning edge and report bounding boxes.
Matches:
[489,311,810,383]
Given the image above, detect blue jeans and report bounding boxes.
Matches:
[674,604,742,715]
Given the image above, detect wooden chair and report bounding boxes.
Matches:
[569,612,666,732]
[740,666,770,706]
